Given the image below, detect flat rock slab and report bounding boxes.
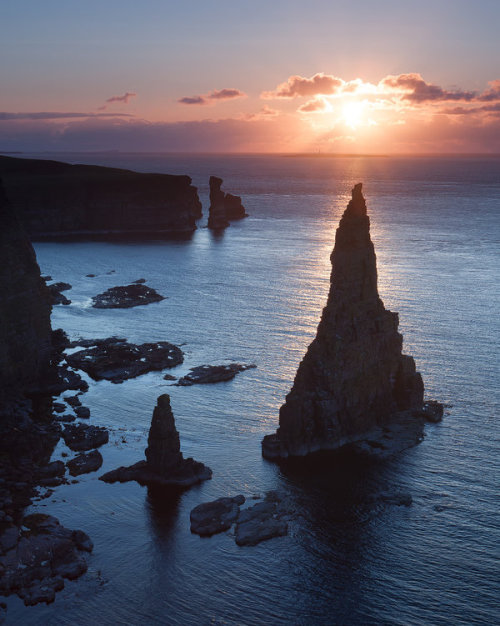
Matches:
[66,450,103,476]
[91,284,165,309]
[177,363,256,386]
[62,424,109,452]
[66,337,183,383]
[235,501,288,546]
[190,495,245,536]
[100,458,212,488]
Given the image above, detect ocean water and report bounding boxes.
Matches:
[6,153,500,625]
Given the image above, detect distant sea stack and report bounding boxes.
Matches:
[0,155,202,240]
[262,183,426,460]
[100,394,212,487]
[208,176,247,229]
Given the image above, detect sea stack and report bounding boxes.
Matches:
[208,176,247,229]
[100,394,212,487]
[262,183,426,460]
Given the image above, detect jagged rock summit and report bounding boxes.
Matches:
[262,183,431,460]
[208,176,247,229]
[100,394,212,487]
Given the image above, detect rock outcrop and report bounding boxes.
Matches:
[0,155,202,240]
[0,180,53,401]
[207,176,247,229]
[262,183,429,460]
[100,394,212,487]
[91,283,165,308]
[176,363,256,386]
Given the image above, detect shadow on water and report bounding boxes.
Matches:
[145,485,183,543]
[208,227,226,242]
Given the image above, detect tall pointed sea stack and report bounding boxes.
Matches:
[262,183,426,459]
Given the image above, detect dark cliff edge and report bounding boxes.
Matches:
[262,183,441,461]
[0,155,202,240]
[0,181,92,608]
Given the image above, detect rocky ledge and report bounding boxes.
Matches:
[176,363,256,386]
[100,394,212,488]
[190,491,290,546]
[208,176,247,229]
[66,337,183,383]
[0,155,202,240]
[262,183,443,460]
[91,283,165,309]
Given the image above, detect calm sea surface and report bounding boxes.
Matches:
[6,153,500,625]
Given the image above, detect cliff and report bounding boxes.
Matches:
[208,176,247,229]
[262,184,425,459]
[0,155,202,240]
[0,179,53,402]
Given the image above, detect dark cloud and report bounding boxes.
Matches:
[442,103,500,116]
[262,73,344,99]
[178,88,246,105]
[178,96,208,105]
[105,92,137,104]
[0,111,134,120]
[381,73,476,102]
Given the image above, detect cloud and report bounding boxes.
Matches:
[178,88,246,105]
[442,103,500,116]
[105,92,137,104]
[242,105,280,121]
[297,96,330,113]
[380,73,476,102]
[0,111,135,120]
[178,96,208,105]
[478,79,500,102]
[262,73,344,99]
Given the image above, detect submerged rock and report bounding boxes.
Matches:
[262,183,440,460]
[177,363,256,386]
[100,394,211,488]
[65,337,183,383]
[91,284,165,309]
[190,495,245,536]
[208,176,247,229]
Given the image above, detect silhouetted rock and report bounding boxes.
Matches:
[47,281,72,306]
[177,363,256,386]
[62,424,109,452]
[91,284,165,309]
[0,155,202,240]
[66,450,103,476]
[262,184,438,460]
[65,337,183,383]
[100,394,211,487]
[0,514,92,606]
[235,501,288,546]
[190,495,245,536]
[208,176,247,229]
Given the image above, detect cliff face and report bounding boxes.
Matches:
[0,155,202,240]
[208,176,247,229]
[0,180,52,402]
[262,184,424,459]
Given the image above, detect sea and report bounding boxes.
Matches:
[5,153,500,625]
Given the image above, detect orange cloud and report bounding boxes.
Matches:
[262,73,344,99]
[242,105,280,121]
[380,73,476,102]
[178,88,246,105]
[478,79,500,102]
[297,96,330,113]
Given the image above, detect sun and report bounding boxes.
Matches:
[342,101,365,129]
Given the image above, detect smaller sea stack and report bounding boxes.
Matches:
[100,394,212,487]
[262,183,433,460]
[208,176,247,229]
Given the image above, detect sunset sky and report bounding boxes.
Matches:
[2,0,500,153]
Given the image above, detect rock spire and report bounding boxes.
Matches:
[262,183,426,459]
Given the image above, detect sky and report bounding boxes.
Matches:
[1,0,500,154]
